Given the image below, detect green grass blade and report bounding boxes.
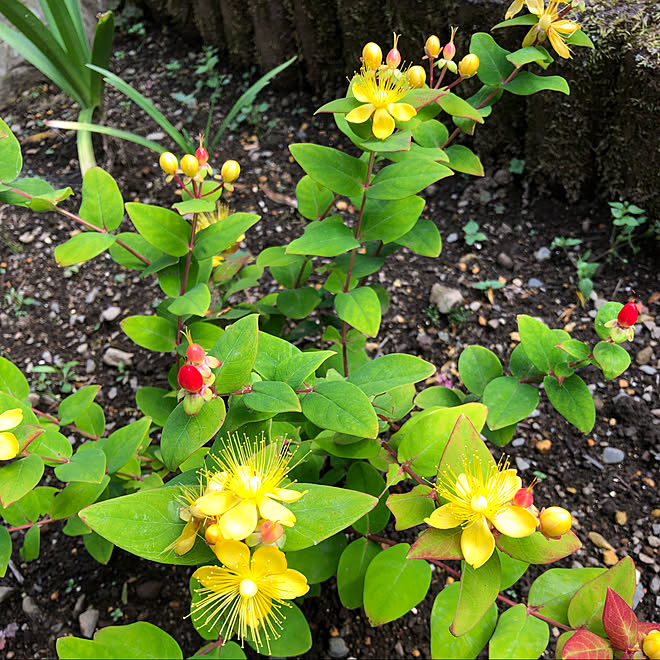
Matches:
[41,0,91,76]
[90,11,115,107]
[37,0,65,49]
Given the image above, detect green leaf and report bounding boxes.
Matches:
[248,602,311,657]
[316,97,362,114]
[496,530,582,564]
[301,380,379,438]
[0,454,44,507]
[368,160,452,200]
[595,302,623,340]
[313,432,380,459]
[192,212,260,261]
[58,385,100,425]
[276,287,321,319]
[84,531,114,564]
[348,353,435,397]
[431,582,497,659]
[75,403,106,439]
[593,341,631,380]
[125,203,192,257]
[121,315,177,352]
[386,484,436,531]
[296,175,335,221]
[287,216,360,257]
[407,527,463,562]
[0,117,22,182]
[283,483,378,551]
[161,398,226,471]
[517,315,568,373]
[528,568,606,627]
[274,350,334,389]
[335,287,381,336]
[360,130,413,153]
[507,46,554,68]
[243,381,301,413]
[286,533,347,583]
[346,462,390,535]
[51,476,110,520]
[109,232,163,270]
[55,446,106,483]
[172,199,214,215]
[483,377,539,430]
[502,71,569,95]
[411,119,449,149]
[438,93,484,123]
[567,557,636,638]
[470,32,515,86]
[489,603,549,659]
[80,486,214,565]
[211,314,259,393]
[363,543,432,625]
[168,283,211,316]
[0,525,11,577]
[97,417,151,474]
[360,196,426,243]
[54,232,116,266]
[458,346,503,396]
[445,145,484,176]
[0,355,30,398]
[337,538,382,609]
[289,143,367,197]
[395,217,442,257]
[453,552,501,636]
[79,167,124,231]
[20,523,40,561]
[56,621,183,659]
[135,387,177,427]
[415,386,463,408]
[544,374,595,433]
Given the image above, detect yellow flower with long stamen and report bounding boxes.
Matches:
[522,1,580,59]
[345,66,417,140]
[192,541,309,652]
[425,456,538,569]
[505,0,543,20]
[0,408,22,460]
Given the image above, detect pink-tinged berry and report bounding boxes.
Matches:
[459,53,479,78]
[386,33,401,69]
[362,42,382,70]
[261,520,284,544]
[617,301,638,328]
[195,146,209,166]
[513,488,534,508]
[539,506,572,537]
[178,364,203,392]
[186,342,206,365]
[443,26,458,60]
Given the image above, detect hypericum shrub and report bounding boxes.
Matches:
[1,2,655,658]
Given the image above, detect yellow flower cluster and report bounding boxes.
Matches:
[194,202,245,268]
[0,408,22,460]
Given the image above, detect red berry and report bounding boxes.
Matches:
[178,364,203,392]
[195,146,209,165]
[617,301,638,328]
[512,488,534,508]
[186,342,206,364]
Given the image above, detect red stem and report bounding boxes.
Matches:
[7,517,55,532]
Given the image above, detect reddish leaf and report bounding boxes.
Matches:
[602,587,638,651]
[496,530,581,564]
[407,527,463,561]
[562,630,613,659]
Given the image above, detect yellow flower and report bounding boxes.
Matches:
[345,66,417,140]
[522,1,580,59]
[505,0,543,20]
[0,408,22,461]
[425,456,538,569]
[192,541,309,651]
[196,202,230,232]
[193,435,305,542]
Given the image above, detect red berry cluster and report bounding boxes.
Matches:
[617,300,638,328]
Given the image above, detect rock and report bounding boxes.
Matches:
[429,284,464,314]
[19,232,35,244]
[497,252,513,270]
[534,247,551,261]
[528,277,544,288]
[493,168,513,186]
[73,594,86,617]
[651,575,660,595]
[602,447,625,464]
[394,641,405,657]
[0,586,15,604]
[637,552,654,565]
[79,608,99,639]
[103,347,134,368]
[636,346,653,365]
[515,457,530,471]
[107,387,118,400]
[27,392,41,407]
[602,549,619,566]
[101,306,122,322]
[446,232,459,243]
[469,301,481,312]
[512,437,526,447]
[535,439,552,453]
[648,535,660,548]
[633,581,645,610]
[136,580,163,600]
[639,365,657,376]
[328,637,350,658]
[22,595,41,618]
[588,531,614,551]
[614,511,627,525]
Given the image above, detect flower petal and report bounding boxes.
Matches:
[196,490,237,516]
[351,78,372,103]
[552,20,580,35]
[0,408,22,432]
[501,470,522,498]
[274,487,305,503]
[214,539,251,572]
[220,500,258,540]
[425,503,463,529]
[527,0,544,15]
[389,102,416,122]
[259,497,296,527]
[522,25,539,48]
[548,28,571,58]
[461,516,495,569]
[0,432,19,461]
[345,103,375,124]
[505,0,524,20]
[266,569,310,599]
[491,505,539,538]
[372,108,395,139]
[252,544,287,578]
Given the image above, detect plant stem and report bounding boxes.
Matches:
[32,407,101,440]
[176,212,200,346]
[7,518,56,533]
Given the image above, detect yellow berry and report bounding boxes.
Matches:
[540,506,572,537]
[204,523,222,545]
[221,159,240,183]
[643,631,660,660]
[180,154,200,178]
[459,53,480,78]
[159,151,178,175]
[362,42,382,70]
[425,35,441,58]
[407,65,427,89]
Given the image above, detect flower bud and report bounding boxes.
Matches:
[180,154,200,178]
[159,151,178,175]
[513,488,534,508]
[386,33,401,69]
[407,65,426,89]
[443,27,458,60]
[617,301,638,328]
[459,53,480,78]
[221,159,240,183]
[204,523,222,545]
[643,630,660,660]
[540,506,572,537]
[425,35,441,59]
[362,42,382,70]
[178,364,203,392]
[195,146,209,166]
[261,520,284,544]
[186,342,206,365]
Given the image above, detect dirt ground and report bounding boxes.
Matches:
[0,19,658,660]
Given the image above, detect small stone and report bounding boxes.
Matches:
[27,392,41,407]
[528,278,544,288]
[469,301,481,312]
[535,439,552,454]
[615,511,628,525]
[602,550,619,566]
[101,306,122,322]
[429,284,464,314]
[0,586,15,604]
[633,581,645,610]
[85,359,96,374]
[643,477,656,488]
[636,346,653,365]
[22,595,41,618]
[19,232,35,244]
[648,535,660,548]
[650,575,660,595]
[534,247,551,261]
[79,608,99,638]
[515,457,531,471]
[328,637,350,658]
[103,347,134,368]
[602,447,625,464]
[73,594,86,617]
[446,232,459,243]
[497,252,513,270]
[136,580,163,600]
[107,387,118,400]
[640,365,657,376]
[588,531,614,551]
[512,437,526,448]
[653,509,660,519]
[637,552,654,565]
[394,641,405,657]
